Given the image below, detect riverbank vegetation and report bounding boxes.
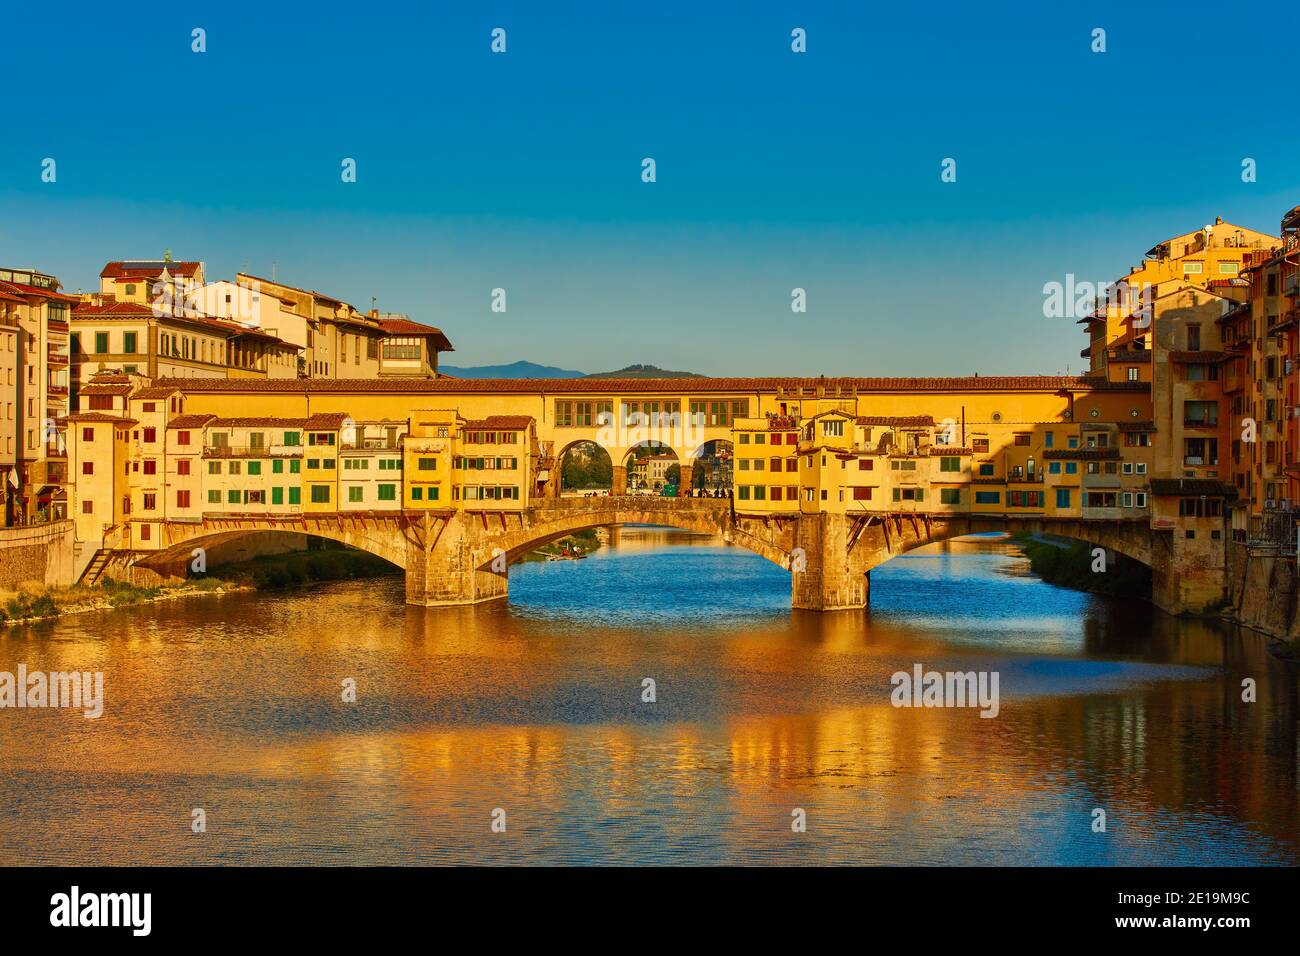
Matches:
[1,544,398,627]
[1011,533,1152,599]
[1,576,235,626]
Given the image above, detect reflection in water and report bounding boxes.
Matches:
[0,528,1296,865]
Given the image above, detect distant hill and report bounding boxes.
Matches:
[440,360,703,380]
[439,360,586,379]
[584,364,703,379]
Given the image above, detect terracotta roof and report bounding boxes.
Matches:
[101,260,202,279]
[1148,478,1237,498]
[79,383,132,396]
[166,414,217,429]
[379,318,454,351]
[149,374,1135,396]
[1043,448,1122,460]
[207,417,310,428]
[929,447,973,455]
[1168,350,1230,364]
[856,415,935,427]
[305,412,352,429]
[60,413,138,425]
[73,301,155,317]
[0,279,80,304]
[462,415,534,430]
[132,385,181,399]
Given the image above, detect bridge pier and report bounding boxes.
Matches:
[403,514,508,606]
[612,465,627,496]
[791,512,870,610]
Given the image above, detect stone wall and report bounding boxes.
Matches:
[1226,544,1299,641]
[0,521,75,591]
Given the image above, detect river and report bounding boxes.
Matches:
[1,529,1296,865]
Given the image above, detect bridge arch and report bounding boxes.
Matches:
[477,499,795,572]
[131,516,411,578]
[848,513,1156,574]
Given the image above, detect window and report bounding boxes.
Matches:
[247,461,261,475]
[857,459,873,471]
[1044,432,1054,449]
[81,500,93,514]
[208,461,221,475]
[177,490,191,508]
[1127,367,1139,381]
[143,460,157,475]
[348,486,364,503]
[1121,492,1133,508]
[227,490,240,504]
[427,487,439,501]
[283,431,301,447]
[272,459,283,474]
[229,461,241,475]
[288,488,301,505]
[978,463,994,476]
[82,461,93,475]
[81,427,94,442]
[411,487,423,501]
[378,484,396,501]
[1065,462,1078,475]
[207,490,220,504]
[177,459,190,476]
[822,419,844,438]
[975,491,1000,505]
[1055,489,1070,509]
[1186,324,1201,351]
[1048,461,1061,474]
[310,485,331,504]
[123,331,137,353]
[271,487,284,505]
[738,486,750,500]
[140,524,150,541]
[940,488,960,504]
[1183,261,1203,274]
[972,438,989,453]
[418,458,437,470]
[1013,433,1030,446]
[177,430,191,446]
[290,459,301,474]
[94,332,109,354]
[939,457,960,472]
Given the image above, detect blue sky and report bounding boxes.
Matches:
[2,1,1296,375]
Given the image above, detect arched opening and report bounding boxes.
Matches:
[686,439,734,497]
[624,441,680,495]
[557,439,613,497]
[132,528,403,590]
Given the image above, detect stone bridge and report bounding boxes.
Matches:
[129,496,1185,612]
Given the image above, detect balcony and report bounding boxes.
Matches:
[202,445,303,458]
[342,437,403,451]
[1183,456,1219,467]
